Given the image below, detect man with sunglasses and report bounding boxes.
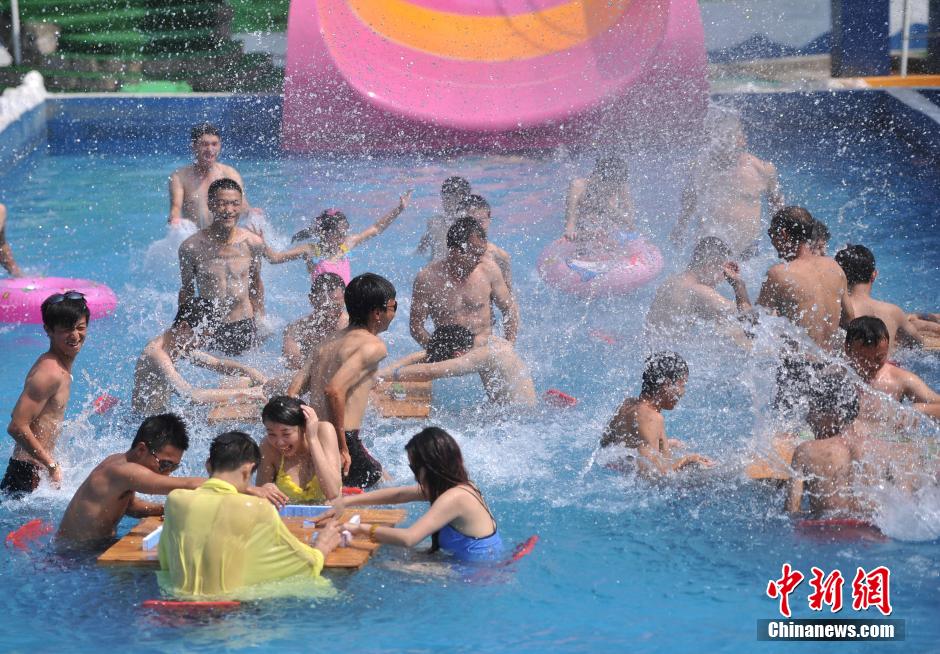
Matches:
[57,414,289,548]
[288,273,397,488]
[56,414,203,548]
[3,292,89,498]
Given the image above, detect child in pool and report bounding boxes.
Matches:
[292,190,412,285]
[256,396,342,504]
[333,427,504,563]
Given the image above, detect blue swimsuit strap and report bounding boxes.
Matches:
[450,484,498,537]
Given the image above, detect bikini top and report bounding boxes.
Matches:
[275,455,325,504]
[309,243,351,284]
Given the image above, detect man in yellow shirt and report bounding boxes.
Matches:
[158,430,341,597]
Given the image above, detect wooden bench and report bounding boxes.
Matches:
[98,508,407,570]
[206,380,433,425]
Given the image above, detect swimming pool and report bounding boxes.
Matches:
[1,90,938,653]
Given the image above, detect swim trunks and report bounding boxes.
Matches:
[207,318,257,356]
[0,459,41,498]
[773,351,824,417]
[342,430,383,489]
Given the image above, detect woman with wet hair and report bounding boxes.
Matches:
[563,155,637,245]
[335,427,503,562]
[256,395,342,504]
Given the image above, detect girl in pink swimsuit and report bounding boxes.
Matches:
[292,190,413,285]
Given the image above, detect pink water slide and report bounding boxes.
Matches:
[281,0,707,152]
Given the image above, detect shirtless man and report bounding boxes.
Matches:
[457,194,512,289]
[381,325,536,407]
[785,372,923,518]
[282,272,348,370]
[288,273,397,488]
[417,176,471,261]
[56,414,203,547]
[835,244,923,351]
[410,217,519,349]
[645,236,752,338]
[168,123,248,229]
[671,120,784,258]
[57,414,286,548]
[178,178,309,356]
[2,293,89,498]
[132,299,267,415]
[757,207,854,353]
[844,317,940,433]
[600,352,714,478]
[0,202,23,276]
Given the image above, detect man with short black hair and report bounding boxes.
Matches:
[288,273,397,487]
[457,194,513,289]
[758,206,854,353]
[132,299,268,415]
[844,316,940,427]
[56,414,205,547]
[411,216,519,349]
[835,244,923,351]
[3,292,90,497]
[158,430,340,597]
[601,352,714,477]
[168,123,250,229]
[178,178,311,355]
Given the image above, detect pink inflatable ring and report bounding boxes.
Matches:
[0,277,118,324]
[537,234,663,298]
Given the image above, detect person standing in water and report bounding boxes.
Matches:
[0,203,23,277]
[410,217,518,349]
[56,414,204,547]
[757,206,854,354]
[282,273,348,371]
[288,273,398,488]
[843,317,940,431]
[168,123,250,230]
[563,155,637,250]
[671,117,784,259]
[381,325,537,407]
[3,292,89,497]
[417,176,472,261]
[256,396,342,504]
[835,245,924,351]
[600,352,714,478]
[333,427,503,563]
[457,194,513,290]
[178,178,310,355]
[645,236,753,339]
[291,190,412,286]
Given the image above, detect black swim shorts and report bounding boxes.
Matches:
[0,459,41,499]
[343,430,383,489]
[207,318,257,356]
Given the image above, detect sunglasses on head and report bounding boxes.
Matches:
[149,449,180,473]
[46,291,86,305]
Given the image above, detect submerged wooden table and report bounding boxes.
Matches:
[745,438,797,482]
[98,508,406,570]
[206,381,433,425]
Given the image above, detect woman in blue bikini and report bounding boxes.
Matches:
[337,427,503,562]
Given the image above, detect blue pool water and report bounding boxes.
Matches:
[1,91,939,653]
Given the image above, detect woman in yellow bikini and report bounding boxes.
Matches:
[257,396,342,504]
